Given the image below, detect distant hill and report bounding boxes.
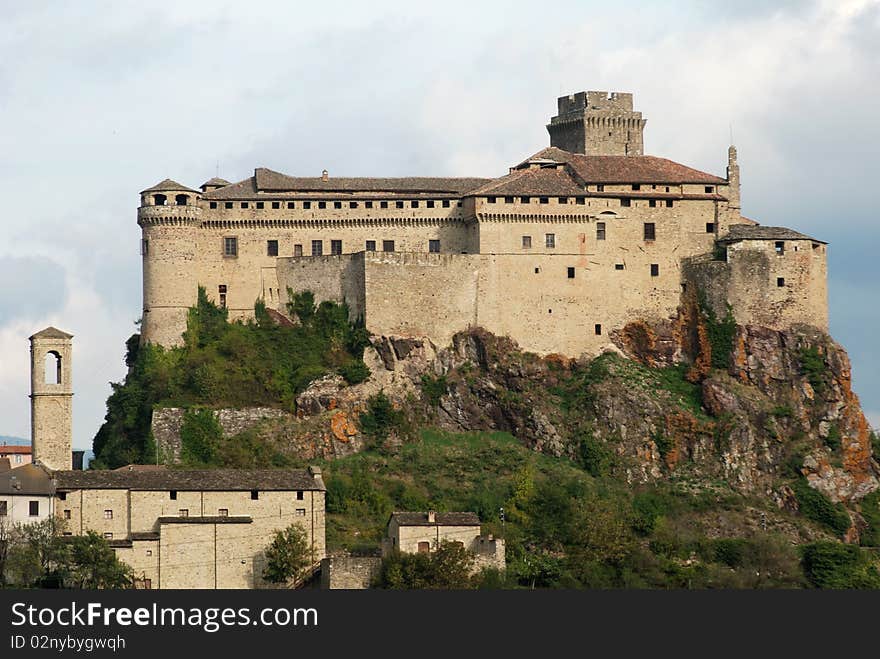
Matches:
[0,435,28,445]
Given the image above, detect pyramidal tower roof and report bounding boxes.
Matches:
[29,327,73,341]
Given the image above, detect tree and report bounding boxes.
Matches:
[6,518,67,587]
[63,532,133,589]
[378,541,475,590]
[262,524,311,586]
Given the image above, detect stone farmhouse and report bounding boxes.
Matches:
[138,90,827,355]
[0,327,327,589]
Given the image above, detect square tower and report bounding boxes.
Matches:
[29,327,73,471]
[547,91,646,156]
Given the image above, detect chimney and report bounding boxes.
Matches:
[427,510,436,523]
[321,169,329,181]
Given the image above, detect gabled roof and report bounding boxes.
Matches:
[54,468,325,492]
[519,147,727,185]
[0,446,32,454]
[718,224,826,244]
[29,326,73,340]
[0,463,54,496]
[140,179,199,194]
[202,168,490,199]
[466,166,586,197]
[389,511,481,527]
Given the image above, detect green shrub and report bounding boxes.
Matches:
[339,359,371,385]
[798,346,827,393]
[179,408,222,466]
[859,491,880,547]
[712,538,749,568]
[801,542,880,588]
[420,374,448,406]
[792,479,851,536]
[701,300,736,369]
[653,431,673,460]
[578,431,612,477]
[824,424,842,452]
[359,392,404,443]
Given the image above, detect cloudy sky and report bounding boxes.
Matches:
[1,0,878,450]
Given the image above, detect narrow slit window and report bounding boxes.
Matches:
[650,264,659,277]
[595,324,602,335]
[644,223,656,241]
[567,267,575,279]
[267,240,279,257]
[545,233,556,249]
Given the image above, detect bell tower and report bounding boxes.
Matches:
[30,327,73,471]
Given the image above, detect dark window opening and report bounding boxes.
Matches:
[706,223,716,233]
[522,235,532,249]
[240,202,248,209]
[649,199,657,208]
[223,236,237,257]
[705,186,714,193]
[595,324,602,335]
[487,197,496,204]
[777,277,785,287]
[545,233,556,248]
[272,201,280,209]
[256,201,264,209]
[210,201,217,209]
[644,223,656,241]
[411,200,419,208]
[63,509,71,519]
[539,197,549,204]
[267,240,278,257]
[429,239,440,253]
[312,240,323,256]
[58,492,66,501]
[153,194,167,206]
[395,201,404,209]
[596,222,606,240]
[442,200,450,208]
[665,199,673,207]
[426,200,434,208]
[520,196,530,203]
[596,184,605,192]
[170,490,177,500]
[381,201,389,209]
[383,240,395,252]
[366,240,376,251]
[567,267,575,279]
[0,501,6,516]
[632,184,641,191]
[141,239,149,256]
[334,201,342,209]
[350,201,358,209]
[250,490,259,500]
[218,509,228,517]
[558,197,567,203]
[219,283,227,309]
[318,201,326,209]
[775,241,785,255]
[44,351,61,385]
[418,541,430,554]
[287,202,295,209]
[294,244,303,257]
[224,202,233,209]
[650,264,659,277]
[505,196,514,204]
[302,201,311,209]
[296,491,304,500]
[178,509,188,517]
[576,197,585,205]
[29,501,39,516]
[331,239,342,255]
[620,198,631,207]
[365,201,373,208]
[534,267,540,274]
[615,263,625,270]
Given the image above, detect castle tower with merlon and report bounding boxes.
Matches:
[30,327,73,471]
[547,91,646,156]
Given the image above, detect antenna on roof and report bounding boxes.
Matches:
[216,160,220,178]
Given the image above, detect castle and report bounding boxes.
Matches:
[138,91,827,355]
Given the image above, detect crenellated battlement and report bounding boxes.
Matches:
[548,90,646,156]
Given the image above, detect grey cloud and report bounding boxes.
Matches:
[0,257,67,324]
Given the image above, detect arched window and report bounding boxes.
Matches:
[175,194,189,206]
[153,193,167,206]
[44,351,61,385]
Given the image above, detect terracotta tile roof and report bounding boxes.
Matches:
[390,511,481,527]
[29,327,73,340]
[140,179,199,194]
[466,166,586,197]
[0,445,32,454]
[0,463,53,496]
[203,168,490,199]
[520,147,728,184]
[54,468,325,492]
[718,225,825,244]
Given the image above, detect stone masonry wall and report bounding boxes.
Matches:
[320,556,382,589]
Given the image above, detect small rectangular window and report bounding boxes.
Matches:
[365,201,373,209]
[505,196,514,204]
[296,508,306,516]
[209,201,217,209]
[381,201,389,209]
[391,200,402,209]
[705,186,714,193]
[596,222,606,240]
[241,202,248,209]
[649,199,657,208]
[442,200,450,208]
[596,184,605,192]
[64,509,71,519]
[250,490,259,500]
[545,233,556,248]
[365,240,376,251]
[294,244,303,257]
[632,184,641,191]
[558,197,567,204]
[411,200,419,208]
[349,201,358,209]
[331,239,342,255]
[312,240,323,256]
[706,223,716,233]
[429,239,440,253]
[223,236,238,257]
[169,490,177,500]
[296,491,304,500]
[775,241,785,255]
[383,240,395,252]
[318,201,326,209]
[333,201,342,209]
[0,501,7,516]
[666,199,673,208]
[145,550,152,557]
[272,201,280,209]
[267,240,279,256]
[777,277,786,287]
[576,197,585,205]
[288,202,295,209]
[644,223,656,241]
[425,200,435,208]
[650,264,659,277]
[104,509,113,519]
[29,501,39,517]
[534,267,540,274]
[539,197,549,204]
[224,202,233,209]
[487,197,496,204]
[615,263,625,270]
[522,236,532,249]
[567,267,575,279]
[178,509,189,517]
[520,196,530,203]
[303,201,311,209]
[218,509,228,517]
[621,198,631,208]
[143,578,152,589]
[218,285,227,294]
[595,324,602,335]
[256,201,264,209]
